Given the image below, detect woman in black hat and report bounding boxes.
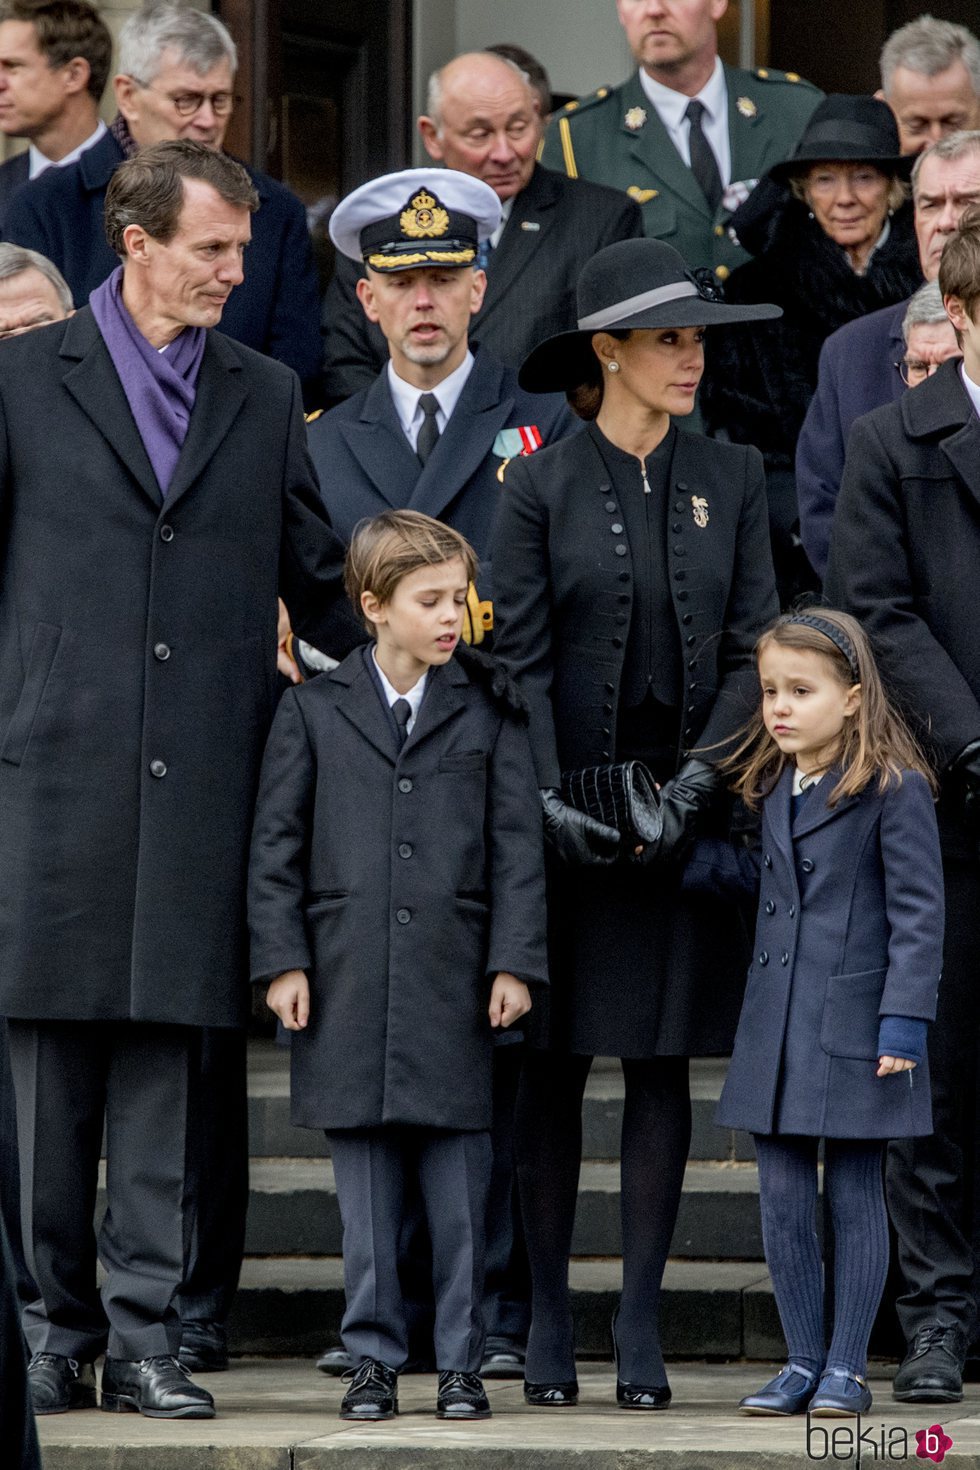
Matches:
[491,237,780,1410]
[700,94,922,606]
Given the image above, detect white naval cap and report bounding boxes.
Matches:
[329,167,502,272]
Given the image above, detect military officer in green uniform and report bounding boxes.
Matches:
[541,0,822,281]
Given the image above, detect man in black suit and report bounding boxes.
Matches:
[321,49,641,404]
[827,210,980,1404]
[0,139,357,1420]
[0,0,110,232]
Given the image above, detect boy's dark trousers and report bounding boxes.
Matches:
[328,1125,492,1371]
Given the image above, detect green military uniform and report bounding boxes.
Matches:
[541,65,822,280]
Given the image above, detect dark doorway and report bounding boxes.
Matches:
[770,0,979,94]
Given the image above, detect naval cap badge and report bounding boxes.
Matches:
[624,105,647,131]
[400,188,450,239]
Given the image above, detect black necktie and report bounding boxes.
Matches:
[416,393,440,466]
[392,697,412,749]
[685,99,723,214]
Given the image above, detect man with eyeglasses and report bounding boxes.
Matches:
[895,280,961,388]
[3,1,322,404]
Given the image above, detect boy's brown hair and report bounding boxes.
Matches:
[344,510,478,630]
[939,204,980,332]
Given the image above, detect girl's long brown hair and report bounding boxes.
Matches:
[725,610,936,811]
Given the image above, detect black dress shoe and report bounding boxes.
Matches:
[100,1355,215,1418]
[893,1325,966,1403]
[617,1380,671,1409]
[27,1354,97,1414]
[523,1379,578,1406]
[316,1346,355,1376]
[436,1370,492,1419]
[178,1320,229,1373]
[480,1335,526,1380]
[339,1359,398,1421]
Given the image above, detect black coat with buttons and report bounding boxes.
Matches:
[491,424,778,1056]
[0,308,361,1029]
[697,765,943,1138]
[247,650,548,1129]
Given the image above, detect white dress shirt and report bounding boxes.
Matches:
[371,648,427,735]
[28,119,106,179]
[489,196,513,250]
[961,361,980,420]
[387,351,476,453]
[639,57,731,189]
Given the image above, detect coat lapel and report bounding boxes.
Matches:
[164,331,248,510]
[60,308,162,508]
[408,352,515,521]
[478,167,561,330]
[766,763,795,870]
[402,659,467,753]
[902,360,980,510]
[791,767,861,839]
[726,66,772,184]
[331,655,398,765]
[337,372,422,509]
[622,74,710,219]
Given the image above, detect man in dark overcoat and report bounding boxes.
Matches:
[826,210,980,1402]
[321,50,641,404]
[0,139,358,1419]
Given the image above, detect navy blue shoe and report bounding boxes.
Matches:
[739,1362,819,1416]
[809,1367,872,1417]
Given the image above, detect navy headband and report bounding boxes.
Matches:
[781,614,860,682]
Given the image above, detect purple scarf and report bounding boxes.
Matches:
[89,266,206,496]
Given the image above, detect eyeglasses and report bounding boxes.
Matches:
[137,82,238,117]
[894,356,946,386]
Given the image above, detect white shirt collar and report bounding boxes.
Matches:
[638,58,730,188]
[960,361,980,420]
[387,350,476,449]
[371,646,428,733]
[490,196,513,250]
[792,766,824,796]
[28,119,107,180]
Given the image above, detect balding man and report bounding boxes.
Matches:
[879,14,980,156]
[321,49,640,404]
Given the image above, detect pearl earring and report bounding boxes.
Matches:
[608,360,620,373]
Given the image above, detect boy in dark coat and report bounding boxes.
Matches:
[248,510,547,1422]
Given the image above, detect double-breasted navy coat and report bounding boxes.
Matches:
[691,765,943,1138]
[247,650,548,1131]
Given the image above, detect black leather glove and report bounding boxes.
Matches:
[540,789,621,866]
[633,758,723,867]
[949,739,980,834]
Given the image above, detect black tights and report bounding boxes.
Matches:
[515,1050,691,1385]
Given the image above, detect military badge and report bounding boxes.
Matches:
[627,186,658,204]
[624,106,647,131]
[400,188,450,239]
[494,426,543,481]
[691,496,709,529]
[736,96,757,119]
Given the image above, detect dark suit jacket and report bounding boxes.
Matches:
[0,307,360,1030]
[0,152,28,238]
[1,130,323,395]
[796,298,909,579]
[826,360,980,780]
[248,649,547,1131]
[308,347,573,595]
[321,163,641,403]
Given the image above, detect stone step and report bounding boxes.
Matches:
[246,1046,754,1163]
[38,1361,975,1470]
[235,1158,767,1261]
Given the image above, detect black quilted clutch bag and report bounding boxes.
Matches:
[560,761,663,844]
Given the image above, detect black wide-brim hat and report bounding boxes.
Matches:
[767,93,913,184]
[519,238,781,394]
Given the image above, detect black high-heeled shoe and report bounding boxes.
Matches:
[611,1309,671,1410]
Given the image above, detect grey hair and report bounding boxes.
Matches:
[902,279,949,343]
[425,51,531,129]
[880,14,980,96]
[911,129,980,200]
[118,2,237,85]
[0,244,72,312]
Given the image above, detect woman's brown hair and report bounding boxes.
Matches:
[566,329,631,420]
[724,609,936,810]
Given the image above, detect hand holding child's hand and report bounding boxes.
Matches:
[266,968,310,1030]
[877,1054,916,1078]
[489,972,532,1029]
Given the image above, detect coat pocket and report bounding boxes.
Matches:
[438,751,487,772]
[819,967,887,1061]
[1,622,62,767]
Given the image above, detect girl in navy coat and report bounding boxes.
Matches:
[687,610,943,1418]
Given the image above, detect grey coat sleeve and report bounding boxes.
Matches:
[486,713,549,986]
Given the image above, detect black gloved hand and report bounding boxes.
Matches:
[540,789,621,866]
[949,739,980,835]
[632,758,722,867]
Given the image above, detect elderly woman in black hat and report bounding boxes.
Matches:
[700,94,922,606]
[490,237,779,1409]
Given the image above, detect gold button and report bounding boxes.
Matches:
[714,224,724,237]
[715,265,730,281]
[786,71,800,82]
[756,68,769,78]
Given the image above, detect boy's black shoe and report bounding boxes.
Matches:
[339,1359,398,1420]
[27,1353,97,1414]
[524,1379,578,1406]
[100,1355,216,1418]
[481,1335,526,1379]
[436,1369,491,1419]
[317,1346,355,1376]
[178,1320,229,1373]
